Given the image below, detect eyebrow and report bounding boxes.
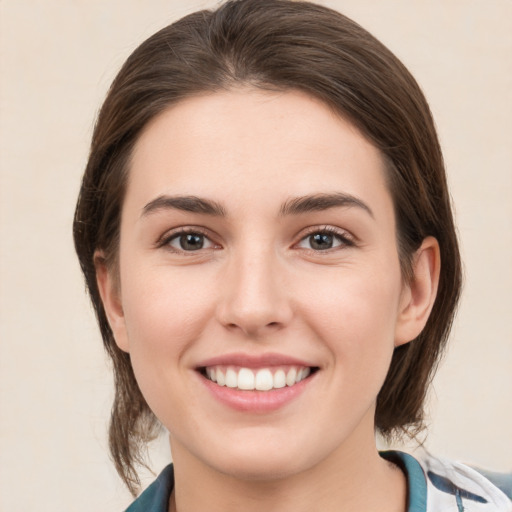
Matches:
[142,195,227,217]
[279,193,374,218]
[141,192,373,219]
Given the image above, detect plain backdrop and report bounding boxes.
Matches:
[1,1,511,510]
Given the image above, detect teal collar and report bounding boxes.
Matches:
[125,464,174,512]
[381,450,428,512]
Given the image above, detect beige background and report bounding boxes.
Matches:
[1,1,511,510]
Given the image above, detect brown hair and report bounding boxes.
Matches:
[73,0,462,495]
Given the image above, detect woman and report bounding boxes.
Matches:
[73,1,511,510]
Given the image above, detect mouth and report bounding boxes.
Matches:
[199,365,318,392]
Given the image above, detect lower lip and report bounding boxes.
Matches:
[199,372,315,413]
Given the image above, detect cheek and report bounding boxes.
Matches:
[303,263,402,331]
[120,266,215,365]
[300,263,403,372]
[118,267,218,424]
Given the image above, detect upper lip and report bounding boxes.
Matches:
[195,352,316,369]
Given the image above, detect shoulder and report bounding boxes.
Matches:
[124,464,174,512]
[413,451,511,512]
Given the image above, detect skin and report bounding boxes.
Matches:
[96,89,440,512]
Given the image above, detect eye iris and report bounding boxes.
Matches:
[310,233,333,250]
[180,233,204,250]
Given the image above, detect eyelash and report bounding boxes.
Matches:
[158,227,218,254]
[157,225,355,254]
[296,226,355,252]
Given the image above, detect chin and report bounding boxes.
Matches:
[199,433,327,483]
[215,453,306,482]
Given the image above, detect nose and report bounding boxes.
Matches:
[215,246,293,338]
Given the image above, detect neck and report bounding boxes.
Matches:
[168,425,407,512]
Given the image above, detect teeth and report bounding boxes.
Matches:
[225,368,238,388]
[204,366,312,391]
[238,368,255,390]
[255,369,273,391]
[301,367,311,380]
[216,369,226,386]
[273,369,286,389]
[286,367,297,386]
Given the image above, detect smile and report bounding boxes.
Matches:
[202,366,313,391]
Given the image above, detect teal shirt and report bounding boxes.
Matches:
[125,451,511,512]
[126,464,174,512]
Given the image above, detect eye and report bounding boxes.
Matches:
[296,228,353,251]
[164,230,216,252]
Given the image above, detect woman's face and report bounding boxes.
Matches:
[99,89,428,480]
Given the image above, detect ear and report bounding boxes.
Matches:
[394,236,440,347]
[94,250,130,352]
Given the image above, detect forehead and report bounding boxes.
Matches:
[126,88,391,216]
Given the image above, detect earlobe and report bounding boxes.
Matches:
[395,236,440,347]
[94,251,130,352]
